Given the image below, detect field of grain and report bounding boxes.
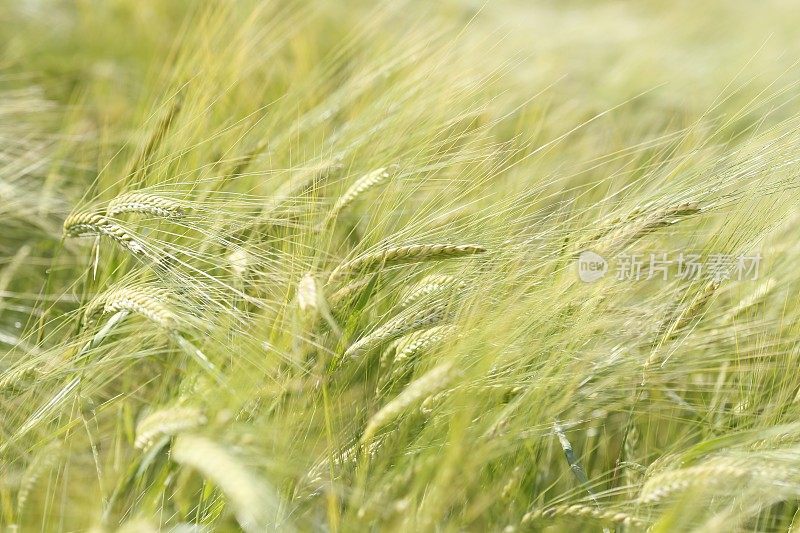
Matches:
[4,1,800,531]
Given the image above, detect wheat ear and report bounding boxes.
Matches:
[645,279,720,371]
[594,201,701,252]
[107,192,185,219]
[637,457,793,504]
[382,326,457,387]
[85,286,219,378]
[328,244,485,283]
[127,95,182,185]
[393,325,456,365]
[296,272,320,322]
[321,165,396,228]
[328,275,377,309]
[362,361,454,443]
[722,277,776,324]
[265,156,344,214]
[134,406,206,449]
[344,304,449,359]
[399,275,464,309]
[63,212,145,253]
[84,286,176,329]
[522,504,644,527]
[17,441,61,515]
[171,434,288,533]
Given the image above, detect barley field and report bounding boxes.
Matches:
[3,1,800,531]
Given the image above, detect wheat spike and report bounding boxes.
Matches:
[328,275,376,309]
[419,390,449,415]
[321,165,396,228]
[345,304,450,359]
[266,156,344,214]
[594,201,701,253]
[749,428,800,450]
[171,434,288,533]
[646,279,720,371]
[378,325,457,390]
[17,441,61,515]
[522,504,644,527]
[63,212,145,253]
[127,95,183,185]
[399,275,464,309]
[722,277,776,324]
[328,243,485,282]
[228,248,249,277]
[134,406,206,449]
[391,325,456,367]
[85,286,175,329]
[623,424,642,493]
[0,362,39,391]
[296,272,320,321]
[637,457,794,504]
[500,466,524,500]
[362,361,454,443]
[672,278,721,332]
[107,192,185,219]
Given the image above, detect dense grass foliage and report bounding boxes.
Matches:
[4,1,800,531]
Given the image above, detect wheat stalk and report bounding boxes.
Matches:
[171,434,289,533]
[362,361,454,443]
[107,192,185,219]
[134,406,207,449]
[63,212,145,253]
[328,244,485,283]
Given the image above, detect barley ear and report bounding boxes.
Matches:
[362,361,454,443]
[296,273,320,323]
[134,406,206,449]
[171,434,290,533]
[63,212,145,254]
[320,165,398,229]
[345,304,449,359]
[107,192,185,219]
[328,243,485,283]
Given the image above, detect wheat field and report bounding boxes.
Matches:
[4,1,800,531]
